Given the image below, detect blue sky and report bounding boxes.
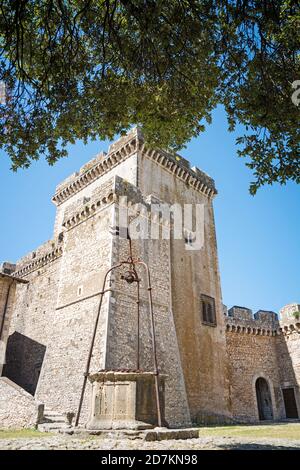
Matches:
[0,106,299,314]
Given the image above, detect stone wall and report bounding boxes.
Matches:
[225,306,300,422]
[3,332,46,395]
[0,275,17,376]
[170,208,230,424]
[107,201,191,427]
[276,305,300,417]
[0,377,39,428]
[52,130,139,238]
[136,155,230,423]
[1,129,299,429]
[0,276,13,335]
[5,251,62,399]
[0,130,232,428]
[36,202,114,422]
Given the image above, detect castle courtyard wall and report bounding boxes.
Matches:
[225,307,300,422]
[1,129,299,429]
[0,377,39,428]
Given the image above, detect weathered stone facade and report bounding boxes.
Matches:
[225,305,300,422]
[0,128,299,428]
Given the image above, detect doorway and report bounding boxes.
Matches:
[255,377,274,420]
[282,388,299,419]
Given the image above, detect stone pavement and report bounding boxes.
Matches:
[1,435,300,450]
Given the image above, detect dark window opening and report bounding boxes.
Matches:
[184,230,196,246]
[2,332,46,396]
[201,294,216,326]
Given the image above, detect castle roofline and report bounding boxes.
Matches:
[52,128,217,206]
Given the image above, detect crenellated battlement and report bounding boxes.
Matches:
[51,127,217,207]
[224,304,300,336]
[225,318,279,336]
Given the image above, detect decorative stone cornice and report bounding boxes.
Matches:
[62,189,116,230]
[61,176,173,232]
[88,370,168,383]
[52,134,138,206]
[139,143,216,199]
[52,129,217,207]
[226,320,300,337]
[13,246,63,278]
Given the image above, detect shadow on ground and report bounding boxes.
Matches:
[221,442,300,451]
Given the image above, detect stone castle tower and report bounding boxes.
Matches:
[0,128,299,428]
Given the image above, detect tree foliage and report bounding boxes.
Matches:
[0,1,299,193]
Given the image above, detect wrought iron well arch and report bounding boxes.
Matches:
[75,231,162,427]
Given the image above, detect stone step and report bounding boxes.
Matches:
[44,414,65,418]
[43,416,66,424]
[38,409,72,431]
[59,428,145,438]
[57,427,202,441]
[38,423,71,433]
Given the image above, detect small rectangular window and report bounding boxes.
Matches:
[201,294,216,326]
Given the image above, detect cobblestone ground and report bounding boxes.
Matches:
[0,435,300,450]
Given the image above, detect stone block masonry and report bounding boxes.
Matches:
[0,377,39,428]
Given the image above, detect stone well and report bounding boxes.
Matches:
[86,370,166,430]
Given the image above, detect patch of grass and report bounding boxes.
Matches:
[0,429,51,439]
[198,423,300,440]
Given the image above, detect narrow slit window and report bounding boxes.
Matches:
[201,294,216,326]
